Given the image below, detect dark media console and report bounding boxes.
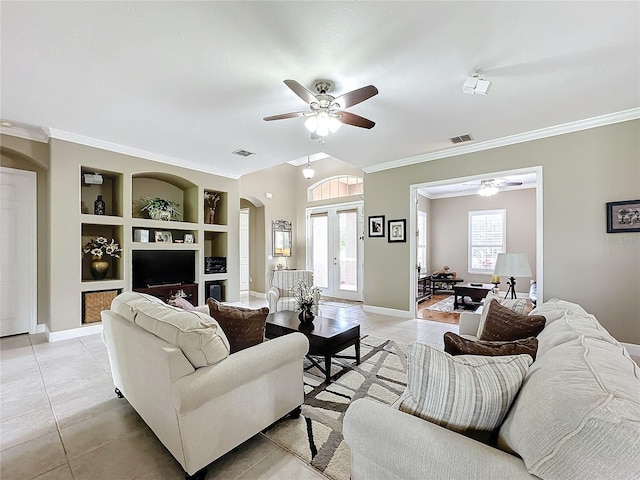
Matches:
[134,283,198,304]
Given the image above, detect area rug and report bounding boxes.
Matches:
[426,295,469,313]
[262,336,407,480]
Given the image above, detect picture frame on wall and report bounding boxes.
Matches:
[606,199,640,233]
[368,215,385,237]
[388,219,406,242]
[155,231,173,243]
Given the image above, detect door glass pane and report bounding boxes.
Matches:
[338,210,357,292]
[310,214,328,288]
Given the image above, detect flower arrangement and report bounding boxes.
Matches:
[82,237,121,259]
[292,279,321,312]
[140,197,181,221]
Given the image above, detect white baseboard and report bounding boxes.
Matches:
[250,290,266,299]
[32,324,46,334]
[45,323,103,342]
[363,304,413,318]
[622,342,640,357]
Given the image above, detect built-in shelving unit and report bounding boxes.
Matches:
[78,166,234,326]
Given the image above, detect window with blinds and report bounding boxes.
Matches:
[468,209,506,274]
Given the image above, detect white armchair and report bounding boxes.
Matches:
[266,269,320,313]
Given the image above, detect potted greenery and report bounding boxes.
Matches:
[140,197,181,221]
[82,236,121,280]
[292,279,321,323]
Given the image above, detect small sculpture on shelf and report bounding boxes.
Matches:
[205,192,221,224]
[82,236,121,280]
[94,195,106,215]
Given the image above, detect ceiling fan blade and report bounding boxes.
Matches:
[338,111,376,129]
[500,181,523,186]
[284,79,317,105]
[263,111,307,121]
[332,85,378,109]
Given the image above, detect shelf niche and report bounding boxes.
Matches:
[80,167,123,217]
[81,223,124,282]
[132,173,198,223]
[204,190,227,226]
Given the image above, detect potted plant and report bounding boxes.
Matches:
[140,197,181,221]
[82,236,121,280]
[292,279,321,323]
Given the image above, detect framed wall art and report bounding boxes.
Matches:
[368,215,385,237]
[606,199,640,233]
[388,219,406,243]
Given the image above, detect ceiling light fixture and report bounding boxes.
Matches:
[302,156,315,180]
[478,182,499,197]
[463,68,492,95]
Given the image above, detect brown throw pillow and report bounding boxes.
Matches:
[444,332,539,360]
[479,299,546,342]
[207,298,268,353]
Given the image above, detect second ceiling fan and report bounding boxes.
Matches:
[263,79,378,137]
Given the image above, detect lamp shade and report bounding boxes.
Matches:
[493,253,531,278]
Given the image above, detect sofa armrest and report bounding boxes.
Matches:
[344,399,531,480]
[193,305,209,314]
[458,312,481,337]
[172,332,309,413]
[265,287,280,312]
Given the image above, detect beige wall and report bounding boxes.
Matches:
[430,188,536,286]
[1,135,51,327]
[364,120,640,344]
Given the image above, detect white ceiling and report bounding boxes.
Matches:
[1,2,638,179]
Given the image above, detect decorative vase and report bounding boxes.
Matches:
[94,195,106,215]
[298,307,314,323]
[151,210,171,221]
[90,259,110,280]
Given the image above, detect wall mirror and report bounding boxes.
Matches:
[272,220,292,257]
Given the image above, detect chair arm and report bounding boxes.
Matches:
[458,312,481,337]
[172,332,309,414]
[265,287,280,312]
[344,399,531,480]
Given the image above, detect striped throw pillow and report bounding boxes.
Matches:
[398,342,532,440]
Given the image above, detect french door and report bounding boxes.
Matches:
[307,202,363,301]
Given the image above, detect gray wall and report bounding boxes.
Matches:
[364,120,640,344]
[430,188,536,286]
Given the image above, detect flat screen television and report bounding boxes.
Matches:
[132,250,195,288]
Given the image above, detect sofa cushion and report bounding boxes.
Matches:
[528,298,586,325]
[497,312,640,479]
[168,297,196,311]
[476,294,528,337]
[110,291,165,322]
[134,303,230,368]
[444,332,539,360]
[207,298,268,354]
[398,342,532,442]
[479,300,545,342]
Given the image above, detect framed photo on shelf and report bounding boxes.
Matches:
[155,231,173,243]
[184,233,194,243]
[368,215,385,237]
[388,219,406,243]
[606,199,640,233]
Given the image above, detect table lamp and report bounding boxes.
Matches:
[493,253,531,299]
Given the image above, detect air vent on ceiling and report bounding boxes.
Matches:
[232,149,255,158]
[449,134,473,144]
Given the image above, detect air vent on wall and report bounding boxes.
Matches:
[449,134,473,144]
[232,149,255,157]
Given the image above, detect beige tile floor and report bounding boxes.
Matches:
[0,296,458,480]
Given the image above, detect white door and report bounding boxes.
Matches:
[307,203,363,301]
[0,167,37,336]
[239,208,250,291]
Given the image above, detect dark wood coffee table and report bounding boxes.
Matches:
[453,283,494,309]
[265,311,360,384]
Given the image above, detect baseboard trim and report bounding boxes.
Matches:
[32,324,46,334]
[622,342,640,357]
[362,304,413,318]
[250,290,266,299]
[45,323,103,342]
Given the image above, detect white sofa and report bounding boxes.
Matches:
[344,299,640,480]
[101,292,309,480]
[266,269,319,313]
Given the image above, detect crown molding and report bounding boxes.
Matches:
[363,108,640,174]
[46,129,241,180]
[0,124,50,143]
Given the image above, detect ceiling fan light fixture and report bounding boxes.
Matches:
[463,68,492,95]
[315,111,330,137]
[304,115,318,132]
[302,156,315,179]
[328,115,341,133]
[478,184,499,196]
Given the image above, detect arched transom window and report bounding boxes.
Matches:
[308,175,363,202]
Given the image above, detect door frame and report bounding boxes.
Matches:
[409,166,543,317]
[0,166,38,335]
[239,208,250,292]
[306,200,364,301]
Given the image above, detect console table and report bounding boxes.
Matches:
[417,274,432,303]
[430,276,464,294]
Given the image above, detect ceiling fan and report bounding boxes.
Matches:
[263,79,378,138]
[464,178,523,196]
